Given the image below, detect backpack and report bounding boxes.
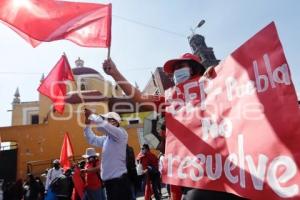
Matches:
[49,176,61,193]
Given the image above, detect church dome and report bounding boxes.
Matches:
[72,67,100,76]
[72,57,103,78]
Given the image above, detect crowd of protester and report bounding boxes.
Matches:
[1,174,44,200]
[1,138,168,200]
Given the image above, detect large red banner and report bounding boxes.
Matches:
[162,22,300,199]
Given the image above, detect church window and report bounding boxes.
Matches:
[31,115,39,124]
[80,83,86,91]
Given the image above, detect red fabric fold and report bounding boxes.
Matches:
[0,0,111,47]
[60,132,74,170]
[37,54,74,114]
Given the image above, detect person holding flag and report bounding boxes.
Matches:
[102,55,246,200]
[83,110,132,200]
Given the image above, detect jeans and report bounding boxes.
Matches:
[83,187,106,200]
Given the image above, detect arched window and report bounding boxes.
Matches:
[80,78,87,91]
[80,83,86,91]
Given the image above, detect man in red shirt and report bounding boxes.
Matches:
[136,144,160,200]
[81,148,106,200]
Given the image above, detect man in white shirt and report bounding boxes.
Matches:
[83,109,132,200]
[45,159,64,195]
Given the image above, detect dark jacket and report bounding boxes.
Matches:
[23,179,40,200]
[50,174,74,199]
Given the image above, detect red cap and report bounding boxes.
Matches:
[163,53,203,74]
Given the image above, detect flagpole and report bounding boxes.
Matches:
[107,3,112,59]
[107,47,111,59]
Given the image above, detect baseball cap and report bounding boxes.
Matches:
[100,112,121,122]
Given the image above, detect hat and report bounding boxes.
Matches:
[53,159,60,164]
[100,112,121,123]
[82,147,100,158]
[163,53,204,74]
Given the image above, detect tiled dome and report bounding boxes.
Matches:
[72,67,100,75]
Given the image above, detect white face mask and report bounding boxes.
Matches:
[173,67,191,84]
[142,149,147,154]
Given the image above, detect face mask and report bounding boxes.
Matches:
[88,157,95,162]
[173,67,191,84]
[54,164,59,169]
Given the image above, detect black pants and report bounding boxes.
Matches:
[104,173,132,200]
[149,174,161,200]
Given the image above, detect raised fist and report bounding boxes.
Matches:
[84,108,92,124]
[103,58,118,76]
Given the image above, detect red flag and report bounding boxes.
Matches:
[38,54,74,114]
[72,166,85,199]
[162,22,300,199]
[0,0,111,48]
[60,132,74,171]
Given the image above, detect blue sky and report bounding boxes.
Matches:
[0,0,299,126]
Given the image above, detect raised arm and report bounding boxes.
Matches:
[84,126,106,147]
[84,110,106,147]
[103,58,154,105]
[88,113,127,142]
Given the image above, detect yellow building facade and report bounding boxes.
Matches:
[0,58,151,180]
